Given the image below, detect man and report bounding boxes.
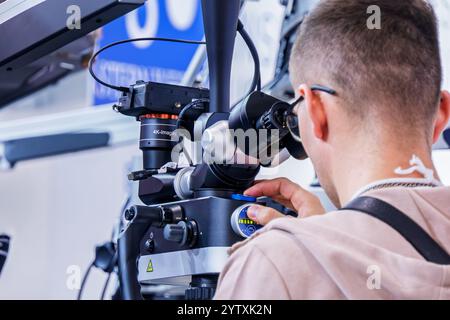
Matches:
[214,0,450,299]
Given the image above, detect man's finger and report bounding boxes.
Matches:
[244,178,299,197]
[247,205,285,226]
[244,179,284,197]
[245,178,311,208]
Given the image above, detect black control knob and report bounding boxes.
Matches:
[163,220,198,247]
[163,222,186,244]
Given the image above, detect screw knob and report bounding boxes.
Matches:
[124,207,135,221]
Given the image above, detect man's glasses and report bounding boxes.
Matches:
[285,85,337,142]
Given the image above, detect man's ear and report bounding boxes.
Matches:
[299,84,328,141]
[432,90,450,144]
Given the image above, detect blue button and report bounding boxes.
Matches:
[246,225,256,234]
[231,194,257,202]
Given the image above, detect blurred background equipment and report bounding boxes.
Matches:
[0,234,10,277]
[444,128,450,148]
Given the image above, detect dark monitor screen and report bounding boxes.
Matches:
[0,0,144,108]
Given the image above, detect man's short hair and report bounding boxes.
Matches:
[290,0,442,132]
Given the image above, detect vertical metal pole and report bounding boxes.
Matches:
[201,0,241,113]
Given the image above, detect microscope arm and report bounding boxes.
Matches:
[118,205,166,300]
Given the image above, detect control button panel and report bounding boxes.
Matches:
[230,204,263,238]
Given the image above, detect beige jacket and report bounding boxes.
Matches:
[214,187,450,299]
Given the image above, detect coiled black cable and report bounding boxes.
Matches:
[89,38,206,92]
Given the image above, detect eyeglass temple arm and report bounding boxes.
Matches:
[310,85,337,95]
[290,84,337,107]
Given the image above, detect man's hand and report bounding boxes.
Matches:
[244,178,326,225]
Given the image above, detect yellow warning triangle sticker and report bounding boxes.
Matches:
[146,260,153,272]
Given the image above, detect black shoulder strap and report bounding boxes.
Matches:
[343,196,450,265]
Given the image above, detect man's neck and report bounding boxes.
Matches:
[333,144,439,206]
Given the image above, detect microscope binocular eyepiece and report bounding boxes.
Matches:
[202,91,308,168]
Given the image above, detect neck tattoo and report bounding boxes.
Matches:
[351,155,443,200]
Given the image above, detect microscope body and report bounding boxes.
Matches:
[110,0,302,300]
[137,196,250,285]
[136,191,292,281]
[114,76,300,299]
